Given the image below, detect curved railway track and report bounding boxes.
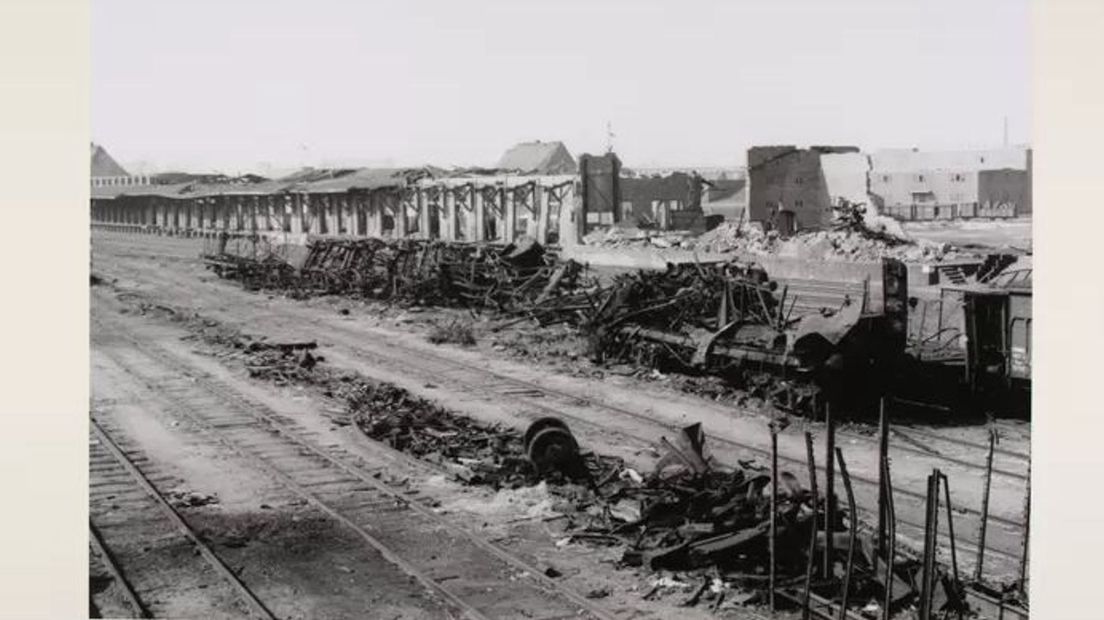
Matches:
[93,317,629,620]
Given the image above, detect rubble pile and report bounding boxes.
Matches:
[582,225,696,250]
[687,221,960,263]
[582,202,973,263]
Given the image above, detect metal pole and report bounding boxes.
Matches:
[940,473,964,619]
[1018,458,1031,599]
[974,426,997,581]
[823,403,835,578]
[770,425,779,612]
[881,456,897,620]
[835,448,857,620]
[919,470,941,620]
[802,432,819,620]
[877,397,888,558]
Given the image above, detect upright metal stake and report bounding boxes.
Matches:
[975,426,997,581]
[802,432,819,620]
[769,424,779,612]
[940,473,964,619]
[877,397,889,558]
[1018,458,1031,599]
[919,470,941,620]
[823,404,836,578]
[835,448,857,620]
[881,456,897,620]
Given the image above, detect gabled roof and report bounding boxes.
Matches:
[496,141,577,175]
[91,143,129,177]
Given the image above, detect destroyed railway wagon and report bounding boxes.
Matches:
[904,258,1032,417]
[584,258,909,414]
[945,267,1031,416]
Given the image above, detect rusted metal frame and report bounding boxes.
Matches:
[802,431,819,620]
[974,426,997,581]
[835,448,857,620]
[881,455,897,620]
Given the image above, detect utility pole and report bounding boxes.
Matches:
[605,121,615,154]
[1003,116,1009,147]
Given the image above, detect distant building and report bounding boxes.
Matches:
[497,140,577,175]
[746,146,866,234]
[701,177,748,222]
[90,143,150,187]
[868,146,1032,219]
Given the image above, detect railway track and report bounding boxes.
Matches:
[93,318,627,620]
[89,420,277,619]
[300,318,1028,577]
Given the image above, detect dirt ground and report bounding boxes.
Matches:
[902,219,1032,250]
[90,230,1031,617]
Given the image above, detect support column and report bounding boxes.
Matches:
[471,186,484,241]
[366,193,380,237]
[417,188,430,237]
[395,191,410,237]
[288,195,300,234]
[443,188,455,241]
[536,184,551,243]
[504,186,517,243]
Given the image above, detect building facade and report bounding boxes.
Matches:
[746,145,864,234]
[867,147,1031,220]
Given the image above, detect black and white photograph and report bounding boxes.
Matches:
[77,0,1045,618]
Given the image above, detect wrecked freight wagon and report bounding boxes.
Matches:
[582,258,909,416]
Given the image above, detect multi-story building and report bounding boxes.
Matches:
[867,146,1031,220]
[746,145,1033,231]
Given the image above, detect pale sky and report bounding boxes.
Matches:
[92,0,1030,174]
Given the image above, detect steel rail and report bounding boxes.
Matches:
[90,420,278,620]
[93,320,619,620]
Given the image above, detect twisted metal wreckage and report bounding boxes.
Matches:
[199,234,1026,618]
[202,232,908,416]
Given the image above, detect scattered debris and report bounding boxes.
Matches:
[427,319,477,346]
[167,490,219,508]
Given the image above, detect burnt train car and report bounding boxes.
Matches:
[584,257,911,416]
[946,260,1032,416]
